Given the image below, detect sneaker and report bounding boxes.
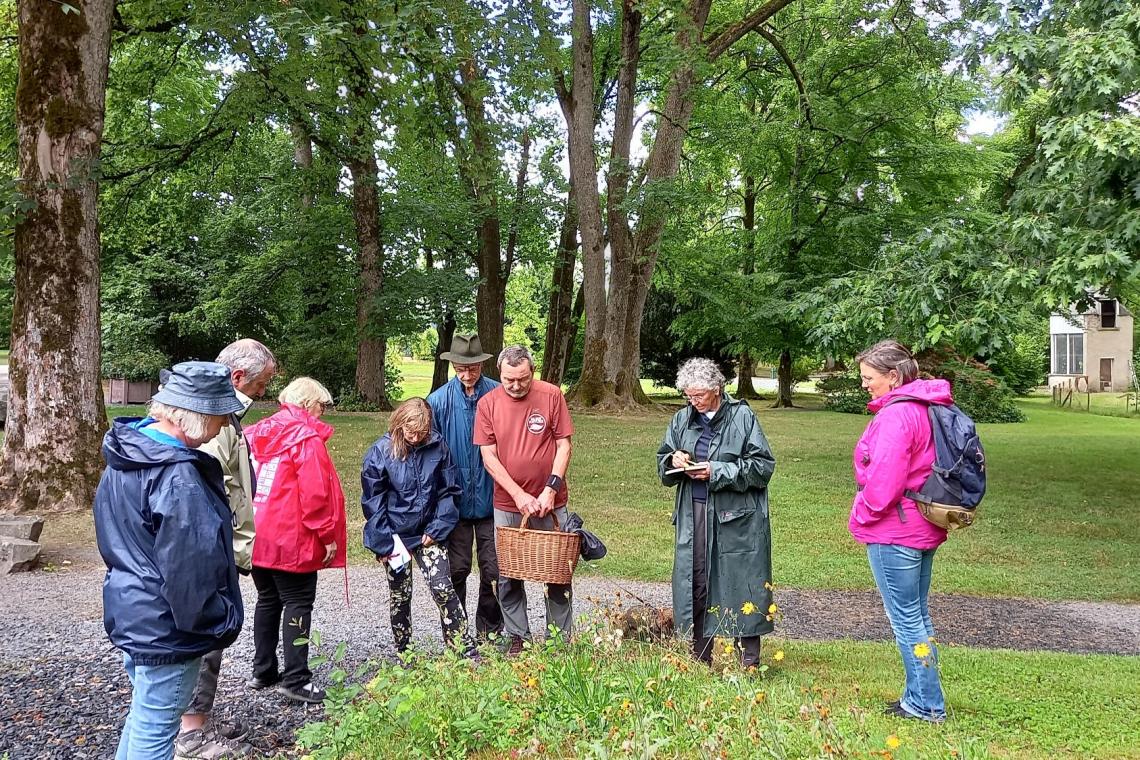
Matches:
[276,682,326,704]
[245,675,280,690]
[506,635,525,657]
[174,728,250,759]
[884,700,945,724]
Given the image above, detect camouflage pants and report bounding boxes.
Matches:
[386,544,476,655]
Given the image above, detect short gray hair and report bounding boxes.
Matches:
[215,339,276,378]
[497,344,535,371]
[148,401,216,443]
[675,358,726,392]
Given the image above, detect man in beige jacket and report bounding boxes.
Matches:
[176,339,276,759]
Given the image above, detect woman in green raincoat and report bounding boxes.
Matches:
[657,358,776,667]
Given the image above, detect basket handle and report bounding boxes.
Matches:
[518,509,561,532]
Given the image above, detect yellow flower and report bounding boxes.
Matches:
[913,642,932,658]
[526,676,538,688]
[723,642,735,656]
[886,734,901,749]
[741,601,758,615]
[768,603,778,615]
[773,650,785,662]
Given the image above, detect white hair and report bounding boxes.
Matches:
[215,339,276,377]
[148,401,216,443]
[278,376,333,408]
[675,358,726,392]
[497,344,535,371]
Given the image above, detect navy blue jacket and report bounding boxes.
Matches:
[93,418,244,665]
[361,430,461,557]
[426,375,499,520]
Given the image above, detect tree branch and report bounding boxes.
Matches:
[706,0,796,60]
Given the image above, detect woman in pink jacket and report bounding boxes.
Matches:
[244,377,347,705]
[850,340,948,723]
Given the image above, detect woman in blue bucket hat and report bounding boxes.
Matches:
[93,361,247,760]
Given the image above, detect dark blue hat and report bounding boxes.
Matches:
[152,361,244,416]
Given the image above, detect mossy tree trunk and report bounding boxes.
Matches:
[1,0,114,514]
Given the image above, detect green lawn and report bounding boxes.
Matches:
[1028,389,1140,419]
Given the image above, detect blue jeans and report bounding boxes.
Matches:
[115,654,202,760]
[866,543,946,721]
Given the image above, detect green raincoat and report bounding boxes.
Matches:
[657,394,776,639]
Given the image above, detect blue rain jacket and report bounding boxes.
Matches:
[93,418,244,665]
[426,375,499,520]
[361,430,462,557]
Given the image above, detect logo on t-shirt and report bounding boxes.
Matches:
[526,411,548,435]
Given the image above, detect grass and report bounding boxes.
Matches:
[78,370,1140,601]
[1030,389,1140,419]
[294,628,1140,759]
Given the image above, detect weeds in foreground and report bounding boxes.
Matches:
[294,612,989,760]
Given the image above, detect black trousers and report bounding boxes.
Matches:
[446,517,503,637]
[251,567,318,689]
[691,498,761,667]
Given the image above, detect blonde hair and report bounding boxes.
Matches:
[148,401,218,444]
[388,397,432,461]
[278,376,333,410]
[855,340,919,387]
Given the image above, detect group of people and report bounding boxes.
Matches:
[94,336,576,759]
[93,336,950,759]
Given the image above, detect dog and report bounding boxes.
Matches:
[615,605,675,643]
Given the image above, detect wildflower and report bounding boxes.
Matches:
[753,690,766,704]
[768,602,778,615]
[664,698,675,710]
[773,650,785,662]
[913,642,932,658]
[723,642,735,656]
[886,735,901,750]
[741,601,758,615]
[620,698,632,712]
[526,676,538,688]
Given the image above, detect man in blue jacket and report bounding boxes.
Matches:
[426,334,503,638]
[93,362,246,760]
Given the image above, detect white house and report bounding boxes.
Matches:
[1048,298,1134,393]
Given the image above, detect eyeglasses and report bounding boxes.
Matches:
[319,401,334,411]
[683,390,715,402]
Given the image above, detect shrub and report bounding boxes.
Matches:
[938,360,1026,423]
[986,331,1048,396]
[817,373,870,414]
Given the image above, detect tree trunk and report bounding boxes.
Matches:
[431,311,456,393]
[291,121,314,208]
[350,156,390,410]
[0,0,114,514]
[736,352,759,399]
[773,347,795,408]
[562,0,614,407]
[541,194,579,386]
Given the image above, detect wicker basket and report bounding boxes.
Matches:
[496,511,580,584]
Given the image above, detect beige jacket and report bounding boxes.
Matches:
[198,390,256,571]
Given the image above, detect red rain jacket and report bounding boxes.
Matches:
[245,403,348,573]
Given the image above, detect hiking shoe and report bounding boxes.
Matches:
[506,635,525,657]
[245,674,280,690]
[210,718,248,741]
[276,682,326,704]
[174,728,251,759]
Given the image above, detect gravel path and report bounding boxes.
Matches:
[2,561,1138,759]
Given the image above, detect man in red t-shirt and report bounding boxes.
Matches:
[475,344,574,653]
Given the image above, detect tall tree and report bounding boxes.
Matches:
[537,0,795,408]
[1,0,114,513]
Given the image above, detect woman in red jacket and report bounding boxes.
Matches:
[244,377,347,704]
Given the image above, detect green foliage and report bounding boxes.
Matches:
[816,373,870,415]
[985,330,1049,396]
[293,625,1140,759]
[937,361,1026,424]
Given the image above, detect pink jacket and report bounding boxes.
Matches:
[848,379,951,550]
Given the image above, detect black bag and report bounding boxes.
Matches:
[562,512,608,560]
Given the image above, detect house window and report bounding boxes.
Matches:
[1100,299,1117,329]
[1051,333,1084,374]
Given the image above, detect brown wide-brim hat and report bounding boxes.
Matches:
[439,333,492,363]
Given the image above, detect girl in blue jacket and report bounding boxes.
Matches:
[361,397,479,660]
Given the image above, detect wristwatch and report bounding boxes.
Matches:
[546,474,564,491]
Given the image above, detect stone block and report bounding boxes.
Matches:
[0,537,41,574]
[0,515,45,542]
